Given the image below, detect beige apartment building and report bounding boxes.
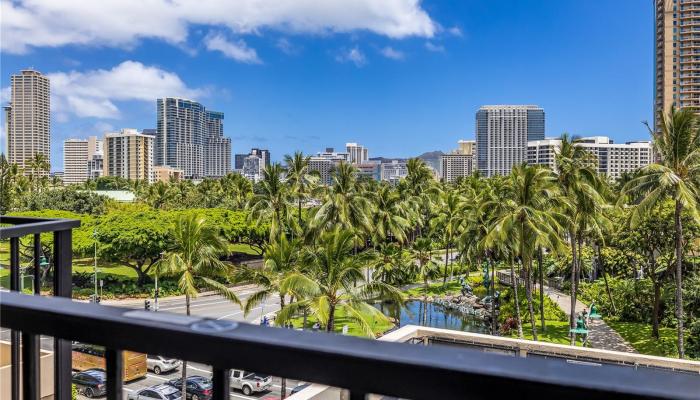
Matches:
[441,139,475,183]
[154,165,184,182]
[527,136,654,180]
[5,70,51,175]
[655,0,700,123]
[63,136,103,185]
[104,129,154,183]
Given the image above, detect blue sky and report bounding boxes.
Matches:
[1,1,652,170]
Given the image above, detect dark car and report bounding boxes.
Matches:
[166,375,213,400]
[72,368,107,398]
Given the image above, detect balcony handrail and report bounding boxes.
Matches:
[2,292,699,400]
[0,216,80,238]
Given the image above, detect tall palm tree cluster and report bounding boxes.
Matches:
[0,153,52,213]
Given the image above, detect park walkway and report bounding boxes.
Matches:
[541,285,637,353]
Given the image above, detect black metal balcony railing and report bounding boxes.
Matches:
[2,217,700,400]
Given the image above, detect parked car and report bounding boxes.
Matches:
[72,368,107,398]
[290,383,310,395]
[147,355,181,375]
[230,370,272,396]
[128,384,182,400]
[166,376,213,400]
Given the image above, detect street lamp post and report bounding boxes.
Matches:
[93,228,99,302]
[155,251,164,311]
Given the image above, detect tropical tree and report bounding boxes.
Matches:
[159,214,241,395]
[27,153,50,193]
[371,183,411,244]
[277,228,404,337]
[410,237,439,325]
[311,162,373,243]
[371,242,412,285]
[235,234,299,399]
[555,133,605,343]
[622,107,700,358]
[248,164,290,243]
[285,151,319,233]
[485,164,567,340]
[430,188,464,284]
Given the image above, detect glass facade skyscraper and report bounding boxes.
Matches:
[156,98,230,179]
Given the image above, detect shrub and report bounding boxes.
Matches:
[498,286,567,324]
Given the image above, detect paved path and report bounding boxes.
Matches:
[541,285,637,353]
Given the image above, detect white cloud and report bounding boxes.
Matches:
[48,61,206,119]
[336,47,366,67]
[204,33,262,64]
[447,26,463,37]
[380,46,404,60]
[2,0,437,54]
[425,42,445,52]
[276,38,299,55]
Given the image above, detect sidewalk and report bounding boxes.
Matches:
[541,285,636,353]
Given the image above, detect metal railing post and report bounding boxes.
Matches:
[212,368,230,400]
[53,229,73,400]
[10,237,21,400]
[22,332,41,400]
[105,348,124,400]
[33,233,42,294]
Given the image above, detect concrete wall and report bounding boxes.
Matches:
[0,341,55,400]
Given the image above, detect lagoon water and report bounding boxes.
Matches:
[376,300,490,334]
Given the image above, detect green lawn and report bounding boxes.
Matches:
[606,321,680,358]
[229,243,261,255]
[73,258,139,278]
[288,306,394,337]
[515,321,584,346]
[405,281,463,298]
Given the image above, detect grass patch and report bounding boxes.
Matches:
[288,306,394,337]
[73,258,139,279]
[229,243,261,256]
[606,321,679,358]
[515,321,584,346]
[405,281,462,298]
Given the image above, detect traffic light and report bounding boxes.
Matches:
[144,299,151,311]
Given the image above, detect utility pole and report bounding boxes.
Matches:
[93,228,99,302]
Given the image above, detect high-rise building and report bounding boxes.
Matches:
[527,136,654,179]
[155,98,230,179]
[345,142,369,164]
[308,148,348,185]
[440,139,476,183]
[242,155,263,182]
[63,139,88,185]
[63,136,103,185]
[654,0,700,124]
[6,69,51,175]
[104,129,155,183]
[250,148,270,168]
[234,154,247,170]
[87,155,103,180]
[154,165,184,182]
[380,160,408,184]
[476,105,545,177]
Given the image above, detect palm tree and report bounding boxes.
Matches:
[410,237,439,325]
[430,188,464,285]
[311,162,373,241]
[248,163,290,243]
[371,183,411,244]
[371,243,412,286]
[622,107,700,358]
[27,153,50,193]
[220,172,253,209]
[145,181,174,209]
[277,228,404,337]
[235,234,299,399]
[486,164,567,340]
[159,214,241,395]
[555,133,604,343]
[284,151,319,233]
[403,159,437,239]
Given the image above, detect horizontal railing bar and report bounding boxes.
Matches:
[0,217,81,238]
[1,293,698,400]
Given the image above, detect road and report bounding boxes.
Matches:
[1,285,302,399]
